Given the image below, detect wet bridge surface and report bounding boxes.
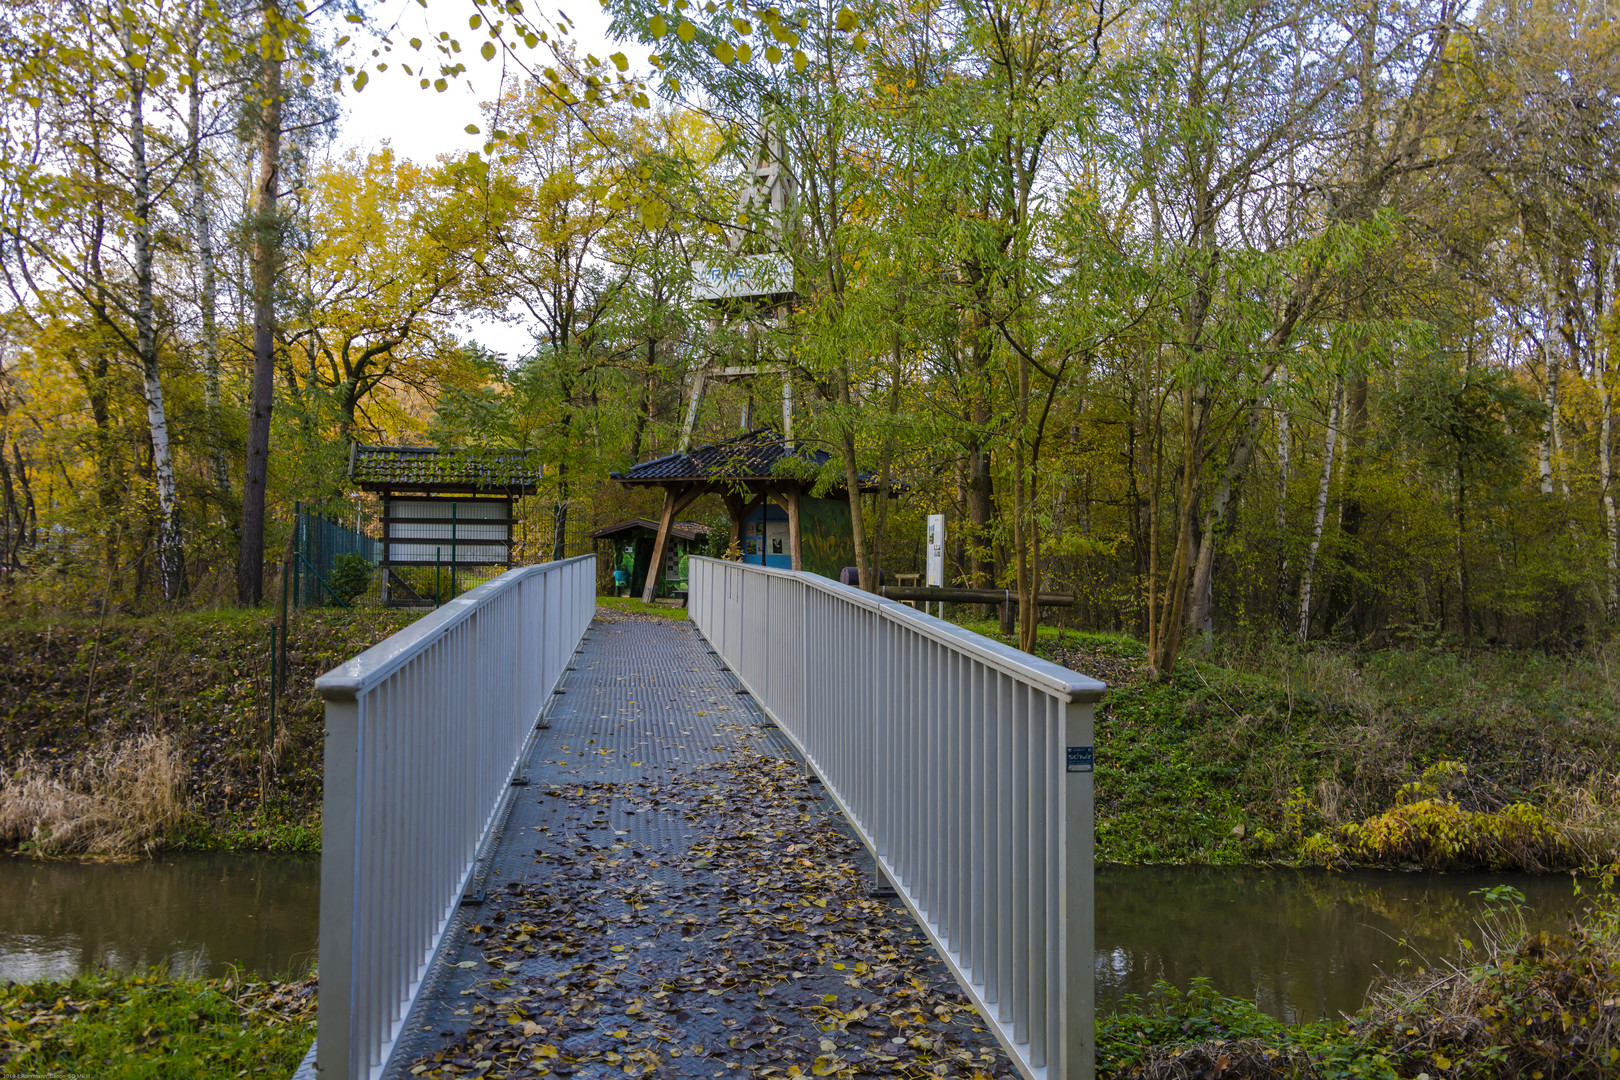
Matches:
[394,611,1016,1080]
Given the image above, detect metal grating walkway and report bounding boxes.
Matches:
[395,612,1015,1079]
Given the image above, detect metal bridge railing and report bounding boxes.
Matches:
[688,557,1105,1080]
[312,555,595,1080]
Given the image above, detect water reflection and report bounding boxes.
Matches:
[1097,866,1582,1021]
[0,852,319,982]
[0,854,1585,1018]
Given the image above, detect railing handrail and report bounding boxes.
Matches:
[688,556,1099,1080]
[690,557,1106,703]
[311,555,595,1080]
[316,554,594,702]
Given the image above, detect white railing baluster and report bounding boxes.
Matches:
[314,555,595,1080]
[686,556,1102,1080]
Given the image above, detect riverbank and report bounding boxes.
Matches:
[0,969,315,1077]
[966,622,1620,872]
[0,607,417,856]
[1100,871,1620,1079]
[3,604,1616,870]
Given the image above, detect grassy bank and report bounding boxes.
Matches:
[958,620,1620,871]
[0,969,315,1077]
[0,607,417,856]
[1100,875,1620,1079]
[4,599,1615,870]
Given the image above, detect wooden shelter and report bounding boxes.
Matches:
[587,518,711,600]
[350,444,542,607]
[610,428,884,603]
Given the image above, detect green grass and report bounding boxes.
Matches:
[0,970,315,1078]
[943,618,1620,869]
[595,596,690,619]
[1099,979,1400,1079]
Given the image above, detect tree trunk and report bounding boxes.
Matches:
[1297,378,1343,640]
[551,461,569,560]
[968,337,994,592]
[836,365,873,591]
[871,342,901,577]
[1597,310,1618,617]
[1275,367,1292,618]
[238,6,282,606]
[129,59,184,602]
[1538,281,1560,496]
[189,4,231,508]
[1327,370,1369,631]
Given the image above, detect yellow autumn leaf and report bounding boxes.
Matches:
[677,20,696,43]
[649,14,668,36]
[812,1056,840,1077]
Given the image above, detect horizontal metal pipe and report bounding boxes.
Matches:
[879,586,1075,606]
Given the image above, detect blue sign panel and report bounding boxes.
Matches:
[1066,746,1094,773]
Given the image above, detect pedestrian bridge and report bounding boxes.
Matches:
[301,556,1104,1080]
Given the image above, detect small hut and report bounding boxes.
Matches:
[349,444,542,607]
[610,428,887,602]
[587,518,711,600]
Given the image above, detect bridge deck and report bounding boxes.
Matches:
[394,611,1016,1079]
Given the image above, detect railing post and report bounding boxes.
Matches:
[1062,692,1097,1080]
[316,695,360,1080]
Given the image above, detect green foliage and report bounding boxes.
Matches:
[0,970,314,1077]
[327,554,375,606]
[1099,980,1399,1080]
[1103,873,1620,1078]
[1335,797,1570,872]
[984,623,1620,870]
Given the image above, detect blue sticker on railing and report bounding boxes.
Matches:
[1066,746,1094,773]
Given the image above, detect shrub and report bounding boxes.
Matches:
[1358,869,1620,1079]
[327,554,375,605]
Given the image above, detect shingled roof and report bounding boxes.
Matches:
[587,518,711,542]
[610,428,834,485]
[349,444,542,494]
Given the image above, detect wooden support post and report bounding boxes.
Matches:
[724,494,745,554]
[643,490,679,604]
[643,486,704,602]
[786,486,803,572]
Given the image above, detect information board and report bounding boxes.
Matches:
[926,514,945,588]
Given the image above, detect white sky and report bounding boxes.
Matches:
[333,2,654,359]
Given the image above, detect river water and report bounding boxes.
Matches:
[0,852,319,982]
[0,856,1584,1021]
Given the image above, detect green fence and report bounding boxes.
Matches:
[294,505,381,608]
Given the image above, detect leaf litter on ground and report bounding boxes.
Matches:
[405,746,1016,1079]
